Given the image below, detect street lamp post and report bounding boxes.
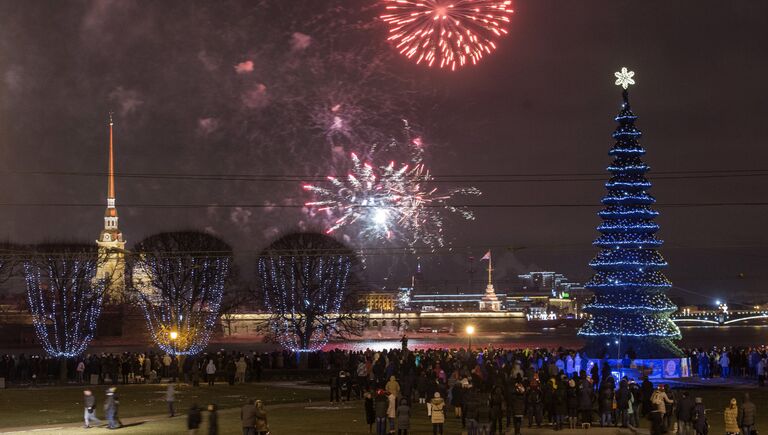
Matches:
[169,330,178,382]
[466,325,475,351]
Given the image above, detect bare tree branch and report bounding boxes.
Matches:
[23,244,110,358]
[256,232,363,352]
[130,231,232,355]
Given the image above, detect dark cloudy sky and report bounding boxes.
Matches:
[1,0,767,303]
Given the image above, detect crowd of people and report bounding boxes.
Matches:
[1,344,766,434]
[319,343,764,435]
[0,345,766,387]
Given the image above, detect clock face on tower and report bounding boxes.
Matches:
[104,233,111,242]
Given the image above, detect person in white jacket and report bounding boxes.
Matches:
[206,360,217,386]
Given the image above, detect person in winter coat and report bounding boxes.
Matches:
[490,386,505,435]
[235,357,247,384]
[629,379,642,427]
[417,372,429,404]
[396,398,411,435]
[387,391,398,433]
[374,390,389,435]
[364,391,376,434]
[386,375,401,398]
[615,380,631,428]
[663,384,677,431]
[693,397,708,435]
[738,393,756,435]
[166,384,176,417]
[452,382,464,418]
[254,400,268,435]
[677,391,695,435]
[431,392,446,435]
[579,379,595,426]
[542,379,555,424]
[554,379,568,430]
[651,385,673,430]
[83,390,102,428]
[527,381,544,427]
[475,394,492,435]
[598,382,614,427]
[724,399,739,435]
[641,377,654,417]
[241,399,257,435]
[206,360,216,386]
[566,379,579,429]
[207,403,218,435]
[104,387,120,429]
[510,383,527,435]
[187,404,202,435]
[465,388,479,435]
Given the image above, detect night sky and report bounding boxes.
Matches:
[1,0,767,303]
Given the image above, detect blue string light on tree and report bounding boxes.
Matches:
[578,68,682,357]
[24,246,106,358]
[257,232,355,353]
[132,232,231,356]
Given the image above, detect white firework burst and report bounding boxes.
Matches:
[303,152,480,247]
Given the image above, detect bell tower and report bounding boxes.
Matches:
[96,113,126,302]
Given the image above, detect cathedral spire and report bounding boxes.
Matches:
[101,113,120,234]
[97,112,126,303]
[108,112,115,208]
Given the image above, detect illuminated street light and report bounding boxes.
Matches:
[466,325,475,351]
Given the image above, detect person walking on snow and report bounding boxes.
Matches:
[83,390,102,428]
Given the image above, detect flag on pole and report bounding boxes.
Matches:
[481,250,491,261]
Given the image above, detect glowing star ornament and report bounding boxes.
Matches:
[381,0,514,71]
[614,67,636,89]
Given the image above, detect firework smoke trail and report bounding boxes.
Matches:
[381,0,514,71]
[303,151,480,248]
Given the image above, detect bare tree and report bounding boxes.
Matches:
[257,232,362,354]
[130,231,232,355]
[23,244,110,380]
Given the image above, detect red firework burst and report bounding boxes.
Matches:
[381,0,513,70]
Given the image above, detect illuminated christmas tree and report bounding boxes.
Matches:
[578,68,682,358]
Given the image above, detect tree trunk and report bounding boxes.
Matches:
[59,357,68,384]
[297,352,309,370]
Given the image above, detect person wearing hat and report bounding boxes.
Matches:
[724,398,739,435]
[386,375,401,398]
[83,390,102,428]
[430,392,446,435]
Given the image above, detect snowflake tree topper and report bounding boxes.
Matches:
[614,67,636,89]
